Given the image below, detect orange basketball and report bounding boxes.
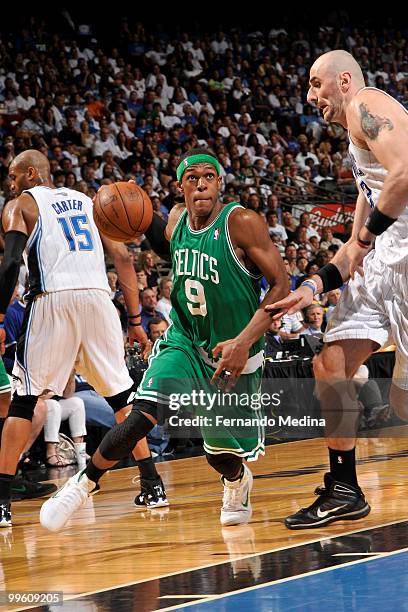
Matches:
[93,182,153,242]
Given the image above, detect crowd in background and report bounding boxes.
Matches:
[0,13,402,460]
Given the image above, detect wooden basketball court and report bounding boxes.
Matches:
[1,430,408,611]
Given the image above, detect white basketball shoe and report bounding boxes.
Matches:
[220,464,253,526]
[40,470,99,532]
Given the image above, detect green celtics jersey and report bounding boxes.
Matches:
[169,202,263,366]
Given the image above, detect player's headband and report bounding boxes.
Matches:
[176,154,220,181]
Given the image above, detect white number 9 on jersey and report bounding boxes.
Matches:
[185,279,207,316]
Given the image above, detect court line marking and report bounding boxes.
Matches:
[11,516,408,612]
[159,546,408,611]
[332,552,384,556]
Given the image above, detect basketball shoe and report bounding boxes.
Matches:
[40,470,99,532]
[134,476,169,509]
[0,504,11,528]
[285,473,370,529]
[220,464,253,526]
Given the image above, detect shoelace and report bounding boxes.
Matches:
[222,485,244,510]
[53,479,88,513]
[299,486,328,512]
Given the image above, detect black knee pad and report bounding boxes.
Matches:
[99,405,155,461]
[105,385,137,413]
[206,452,242,479]
[8,393,38,421]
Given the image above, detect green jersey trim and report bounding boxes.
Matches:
[197,345,264,374]
[187,203,232,235]
[224,206,263,280]
[170,208,188,244]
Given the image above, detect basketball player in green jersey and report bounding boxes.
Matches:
[41,147,288,531]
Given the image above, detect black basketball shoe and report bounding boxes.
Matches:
[285,473,370,529]
[11,478,57,501]
[134,477,169,509]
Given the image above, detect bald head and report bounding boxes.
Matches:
[308,50,366,127]
[8,149,53,196]
[312,50,365,87]
[11,149,51,177]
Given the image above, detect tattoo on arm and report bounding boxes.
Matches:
[359,102,394,140]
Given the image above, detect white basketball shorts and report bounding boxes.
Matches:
[13,289,133,397]
[324,250,408,389]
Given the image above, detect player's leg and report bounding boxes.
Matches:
[114,407,167,508]
[1,293,81,526]
[285,339,376,529]
[77,290,166,505]
[206,452,254,526]
[201,367,264,526]
[39,336,190,531]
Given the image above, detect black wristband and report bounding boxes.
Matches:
[128,314,141,319]
[365,207,397,236]
[315,263,344,293]
[128,321,142,327]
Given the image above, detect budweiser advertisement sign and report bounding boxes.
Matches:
[310,203,356,233]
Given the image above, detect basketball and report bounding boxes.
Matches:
[93,182,153,242]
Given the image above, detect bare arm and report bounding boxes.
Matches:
[212,208,288,383]
[0,196,31,323]
[228,208,288,347]
[101,235,150,356]
[264,192,370,316]
[101,236,140,316]
[348,89,408,224]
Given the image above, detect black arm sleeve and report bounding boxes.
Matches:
[0,231,28,314]
[144,213,171,259]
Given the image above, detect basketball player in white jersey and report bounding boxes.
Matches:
[0,150,166,528]
[267,50,408,528]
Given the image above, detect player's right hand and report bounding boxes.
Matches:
[265,286,315,319]
[128,325,152,360]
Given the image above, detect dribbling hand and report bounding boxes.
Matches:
[128,325,152,360]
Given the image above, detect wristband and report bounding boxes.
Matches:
[301,279,318,295]
[128,321,142,327]
[315,263,344,293]
[128,314,141,319]
[365,207,397,236]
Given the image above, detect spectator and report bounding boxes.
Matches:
[156,277,173,323]
[140,288,166,333]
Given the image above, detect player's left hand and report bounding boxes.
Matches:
[128,325,152,360]
[211,338,249,390]
[345,239,369,279]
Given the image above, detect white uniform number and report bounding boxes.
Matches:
[185,279,207,316]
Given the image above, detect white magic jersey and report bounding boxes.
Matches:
[24,185,110,295]
[349,87,408,266]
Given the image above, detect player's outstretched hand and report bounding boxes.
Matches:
[211,338,249,390]
[128,325,152,360]
[265,285,315,319]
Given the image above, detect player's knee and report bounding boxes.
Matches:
[8,393,38,421]
[313,348,343,380]
[206,452,242,479]
[99,405,155,461]
[105,386,136,413]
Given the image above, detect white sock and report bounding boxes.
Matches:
[74,442,87,468]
